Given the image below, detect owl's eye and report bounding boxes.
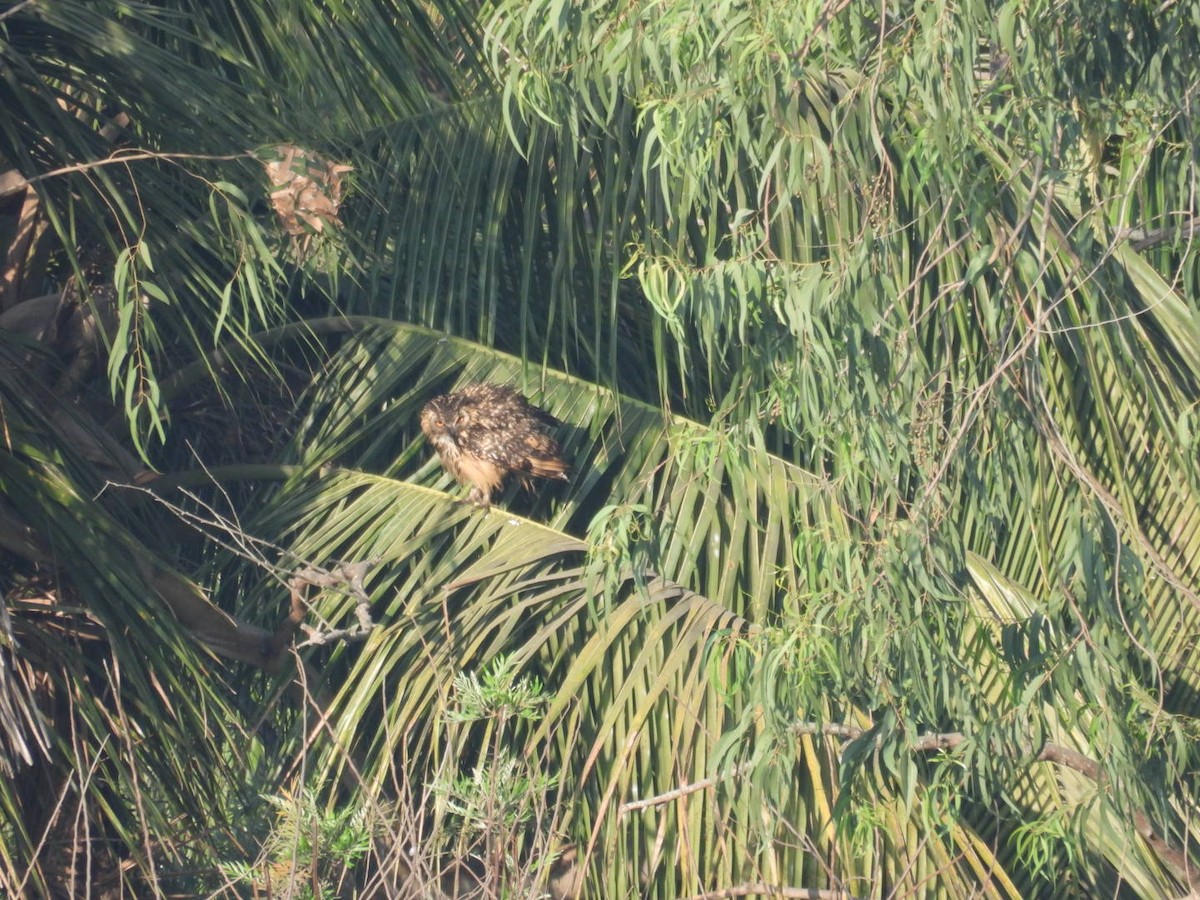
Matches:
[435,418,445,427]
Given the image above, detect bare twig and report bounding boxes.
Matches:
[105,459,294,583]
[13,735,110,897]
[794,0,856,61]
[24,149,250,185]
[620,762,753,814]
[1031,393,1200,614]
[104,468,378,666]
[681,886,861,900]
[795,721,1198,892]
[274,561,379,654]
[1124,215,1200,251]
[624,719,1197,893]
[0,0,41,24]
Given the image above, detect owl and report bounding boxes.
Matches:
[420,383,570,508]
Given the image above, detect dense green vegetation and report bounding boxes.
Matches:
[1,0,1198,896]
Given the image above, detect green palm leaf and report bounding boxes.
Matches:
[185,322,1019,896]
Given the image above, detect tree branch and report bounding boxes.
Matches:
[623,720,1197,893]
[681,887,860,900]
[0,496,287,672]
[267,561,378,656]
[23,149,250,185]
[620,762,752,814]
[0,0,41,23]
[1123,215,1200,251]
[796,722,1197,892]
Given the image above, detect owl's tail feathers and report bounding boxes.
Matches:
[528,455,571,481]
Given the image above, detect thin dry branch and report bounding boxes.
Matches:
[24,149,250,185]
[1032,395,1200,615]
[624,720,1197,893]
[104,476,378,665]
[0,491,282,669]
[681,886,860,900]
[619,762,752,814]
[1125,215,1200,251]
[796,722,1196,892]
[0,0,40,25]
[274,561,379,653]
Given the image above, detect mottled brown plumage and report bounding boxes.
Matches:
[420,383,570,508]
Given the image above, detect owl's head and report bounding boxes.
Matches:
[419,394,458,443]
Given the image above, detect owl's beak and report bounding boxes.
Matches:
[431,424,458,446]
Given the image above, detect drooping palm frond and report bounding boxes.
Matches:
[449,0,1200,894]
[4,0,1199,896]
[967,553,1186,899]
[0,4,426,887]
[341,104,665,403]
[0,1,298,441]
[158,321,1034,897]
[0,331,278,895]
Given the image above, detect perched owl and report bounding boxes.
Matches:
[420,383,570,508]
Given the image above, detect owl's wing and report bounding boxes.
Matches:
[458,415,567,479]
[510,425,570,480]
